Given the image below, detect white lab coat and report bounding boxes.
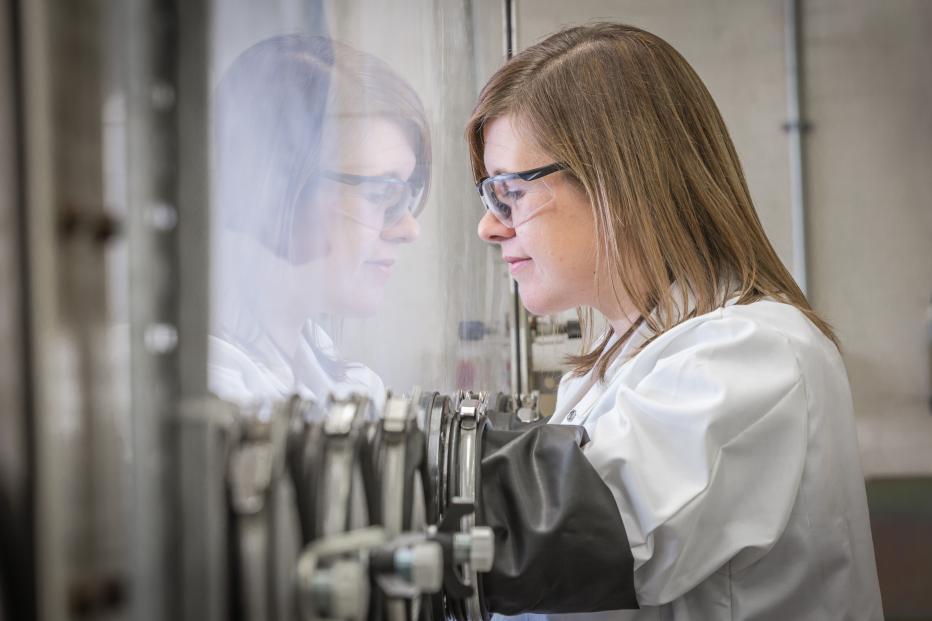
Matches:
[208,318,385,411]
[502,298,883,620]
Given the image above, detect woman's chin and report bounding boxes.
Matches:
[332,289,385,318]
[519,290,568,317]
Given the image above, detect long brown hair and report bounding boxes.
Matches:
[466,22,836,380]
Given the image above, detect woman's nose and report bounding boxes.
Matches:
[381,211,420,243]
[477,211,515,243]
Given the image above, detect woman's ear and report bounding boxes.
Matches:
[287,180,334,264]
[289,226,332,265]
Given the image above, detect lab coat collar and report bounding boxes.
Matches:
[550,280,741,424]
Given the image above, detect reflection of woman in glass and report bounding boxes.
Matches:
[209,35,430,406]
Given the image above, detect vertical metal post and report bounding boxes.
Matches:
[784,0,809,295]
[503,0,529,396]
[503,0,517,60]
[174,1,219,617]
[176,0,210,401]
[0,0,36,617]
[20,0,136,619]
[125,0,212,617]
[124,1,180,619]
[122,0,212,617]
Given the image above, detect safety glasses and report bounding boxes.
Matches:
[476,162,567,228]
[322,170,426,230]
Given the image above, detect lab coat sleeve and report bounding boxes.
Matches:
[586,313,809,606]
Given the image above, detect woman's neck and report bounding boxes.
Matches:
[212,229,315,362]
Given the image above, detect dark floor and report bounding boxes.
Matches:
[867,477,932,620]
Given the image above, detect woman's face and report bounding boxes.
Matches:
[310,118,421,317]
[478,115,600,316]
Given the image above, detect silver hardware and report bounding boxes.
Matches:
[324,397,365,437]
[295,528,386,621]
[149,81,176,110]
[146,201,178,231]
[452,526,494,573]
[143,322,178,354]
[393,541,443,592]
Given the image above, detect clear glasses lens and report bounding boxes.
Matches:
[340,179,421,229]
[480,174,554,227]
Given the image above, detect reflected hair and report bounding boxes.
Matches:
[214,34,431,263]
[466,22,837,380]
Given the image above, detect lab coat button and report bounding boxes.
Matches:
[567,409,577,421]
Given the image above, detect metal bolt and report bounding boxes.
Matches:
[394,541,443,593]
[468,527,494,573]
[452,533,470,564]
[311,560,368,621]
[149,81,176,110]
[517,406,539,423]
[452,527,494,573]
[144,323,178,354]
[146,202,178,232]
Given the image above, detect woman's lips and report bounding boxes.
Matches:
[504,256,532,275]
[364,259,395,279]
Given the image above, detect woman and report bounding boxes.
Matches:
[209,34,430,408]
[469,23,882,620]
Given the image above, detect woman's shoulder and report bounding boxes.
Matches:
[208,334,294,404]
[654,298,836,355]
[555,299,844,417]
[613,299,842,392]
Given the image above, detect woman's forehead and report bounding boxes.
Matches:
[482,115,551,175]
[325,117,417,178]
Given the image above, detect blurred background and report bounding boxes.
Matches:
[0,0,929,620]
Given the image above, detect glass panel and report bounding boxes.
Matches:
[208,0,511,408]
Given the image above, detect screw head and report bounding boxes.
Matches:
[144,323,178,354]
[406,542,443,593]
[469,527,494,573]
[327,560,369,620]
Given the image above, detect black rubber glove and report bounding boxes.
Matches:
[478,425,639,614]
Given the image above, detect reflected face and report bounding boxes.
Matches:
[477,115,598,315]
[312,118,421,317]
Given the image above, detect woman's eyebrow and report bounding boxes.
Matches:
[349,168,408,180]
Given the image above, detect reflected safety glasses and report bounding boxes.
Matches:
[476,162,567,228]
[321,170,426,230]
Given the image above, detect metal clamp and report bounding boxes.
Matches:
[228,399,299,621]
[422,392,446,524]
[454,397,492,621]
[320,395,370,537]
[378,393,423,621]
[516,391,541,424]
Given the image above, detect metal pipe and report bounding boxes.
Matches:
[784,0,809,295]
[0,0,36,616]
[503,0,530,395]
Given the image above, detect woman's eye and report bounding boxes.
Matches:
[361,182,405,207]
[492,196,512,216]
[385,203,408,224]
[362,190,392,204]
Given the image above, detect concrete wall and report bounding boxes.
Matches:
[804,1,932,475]
[513,0,932,476]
